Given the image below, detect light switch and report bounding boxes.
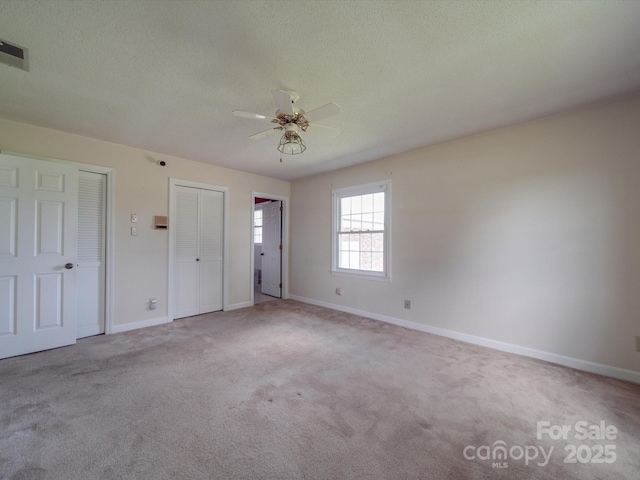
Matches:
[131,226,138,236]
[131,214,138,223]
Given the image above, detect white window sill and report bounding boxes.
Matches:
[330,270,392,282]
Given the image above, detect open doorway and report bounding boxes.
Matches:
[253,196,283,305]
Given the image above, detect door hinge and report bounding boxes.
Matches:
[279,283,282,288]
[279,244,282,250]
[279,206,283,212]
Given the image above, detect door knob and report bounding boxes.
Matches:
[65,263,74,269]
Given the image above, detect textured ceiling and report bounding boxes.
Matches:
[1,0,640,180]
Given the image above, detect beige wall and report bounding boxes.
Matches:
[3,95,639,373]
[291,95,640,373]
[0,119,290,327]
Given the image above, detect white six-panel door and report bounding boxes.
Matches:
[261,201,281,298]
[0,153,78,360]
[173,185,223,319]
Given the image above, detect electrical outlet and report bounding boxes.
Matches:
[636,336,640,352]
[335,287,342,295]
[130,214,138,223]
[404,300,411,309]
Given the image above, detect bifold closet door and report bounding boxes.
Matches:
[174,185,222,319]
[198,189,223,313]
[76,171,106,338]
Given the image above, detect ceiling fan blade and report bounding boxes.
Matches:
[272,89,295,116]
[233,110,277,122]
[249,127,281,140]
[304,102,341,123]
[308,123,341,138]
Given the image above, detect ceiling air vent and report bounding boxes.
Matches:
[0,39,29,71]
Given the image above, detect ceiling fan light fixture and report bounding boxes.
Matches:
[235,89,341,158]
[277,130,306,155]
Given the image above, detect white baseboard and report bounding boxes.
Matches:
[289,295,640,385]
[111,316,170,334]
[226,301,252,311]
[110,302,253,333]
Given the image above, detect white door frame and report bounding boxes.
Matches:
[0,150,115,335]
[168,178,229,320]
[260,200,282,298]
[251,192,289,305]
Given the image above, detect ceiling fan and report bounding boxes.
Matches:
[233,90,341,156]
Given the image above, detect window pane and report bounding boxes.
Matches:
[351,214,362,232]
[349,251,360,268]
[340,251,350,269]
[372,232,384,252]
[371,252,384,272]
[373,212,384,230]
[360,251,372,270]
[341,197,351,215]
[341,215,351,232]
[373,192,385,212]
[349,233,361,250]
[339,233,349,249]
[351,195,362,214]
[361,233,372,252]
[362,213,373,231]
[362,194,373,214]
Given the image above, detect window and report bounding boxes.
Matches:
[332,181,390,279]
[254,208,263,244]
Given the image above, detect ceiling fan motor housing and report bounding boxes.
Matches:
[284,123,300,134]
[274,109,310,132]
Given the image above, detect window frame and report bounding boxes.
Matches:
[331,180,391,281]
[254,207,263,245]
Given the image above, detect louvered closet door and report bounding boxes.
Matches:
[173,185,223,319]
[76,171,106,338]
[174,186,200,318]
[199,189,223,313]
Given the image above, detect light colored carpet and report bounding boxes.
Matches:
[1,300,638,480]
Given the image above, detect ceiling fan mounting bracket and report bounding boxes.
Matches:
[286,91,300,103]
